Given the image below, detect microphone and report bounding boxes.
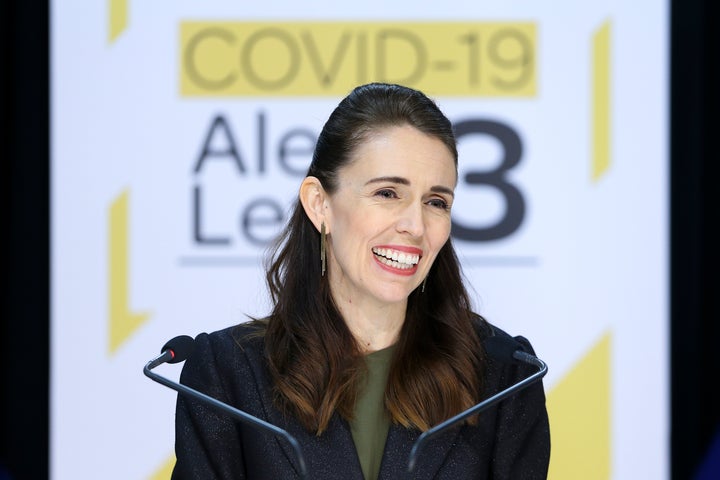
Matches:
[406,334,548,473]
[143,335,308,479]
[145,335,195,369]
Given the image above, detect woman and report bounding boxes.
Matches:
[172,83,550,479]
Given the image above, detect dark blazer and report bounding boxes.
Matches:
[171,320,550,479]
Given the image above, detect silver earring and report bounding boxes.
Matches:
[320,222,326,277]
[421,276,427,293]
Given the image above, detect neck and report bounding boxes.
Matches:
[333,295,406,353]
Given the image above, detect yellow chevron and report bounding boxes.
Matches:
[591,20,612,182]
[108,0,128,43]
[108,189,150,354]
[149,455,175,480]
[547,331,611,479]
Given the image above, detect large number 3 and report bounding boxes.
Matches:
[451,120,525,242]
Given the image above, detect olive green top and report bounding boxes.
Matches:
[350,344,396,480]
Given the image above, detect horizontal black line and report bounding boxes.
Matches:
[178,255,538,268]
[178,256,262,267]
[459,256,539,267]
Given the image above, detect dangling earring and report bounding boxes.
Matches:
[320,222,327,277]
[421,276,427,293]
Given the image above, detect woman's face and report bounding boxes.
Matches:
[325,124,456,308]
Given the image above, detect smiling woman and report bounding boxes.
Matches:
[171,83,550,480]
[299,124,457,341]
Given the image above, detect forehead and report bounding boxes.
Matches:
[340,125,457,186]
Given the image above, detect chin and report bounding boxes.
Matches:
[371,286,416,304]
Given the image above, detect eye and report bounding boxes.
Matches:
[375,189,398,199]
[427,197,451,211]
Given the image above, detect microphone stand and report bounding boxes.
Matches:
[406,350,547,473]
[144,359,308,479]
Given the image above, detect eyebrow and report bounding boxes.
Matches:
[364,176,455,197]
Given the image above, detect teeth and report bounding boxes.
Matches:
[372,247,420,269]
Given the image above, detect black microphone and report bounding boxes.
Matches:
[145,335,195,369]
[406,334,548,473]
[143,335,308,479]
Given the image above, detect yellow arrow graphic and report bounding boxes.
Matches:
[108,0,128,43]
[109,189,150,354]
[547,331,611,479]
[150,455,175,480]
[592,20,612,182]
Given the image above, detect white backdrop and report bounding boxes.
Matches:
[51,2,668,479]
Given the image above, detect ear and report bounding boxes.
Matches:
[299,176,330,233]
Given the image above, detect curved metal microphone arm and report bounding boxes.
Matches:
[406,352,548,473]
[144,360,308,479]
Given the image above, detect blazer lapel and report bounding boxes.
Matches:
[379,423,461,480]
[265,405,364,479]
[244,342,363,479]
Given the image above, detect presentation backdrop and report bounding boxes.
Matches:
[51,2,668,479]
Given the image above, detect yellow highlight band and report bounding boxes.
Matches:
[179,22,536,97]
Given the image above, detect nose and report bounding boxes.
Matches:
[396,202,425,237]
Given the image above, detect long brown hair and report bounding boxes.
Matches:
[260,83,484,434]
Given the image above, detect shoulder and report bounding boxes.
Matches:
[469,312,544,390]
[194,320,266,354]
[470,312,539,358]
[182,321,267,378]
[179,320,271,397]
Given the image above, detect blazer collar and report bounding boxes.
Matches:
[379,423,461,479]
[265,404,364,479]
[264,406,460,480]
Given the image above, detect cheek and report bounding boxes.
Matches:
[428,220,452,249]
[339,209,384,239]
[329,217,370,257]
